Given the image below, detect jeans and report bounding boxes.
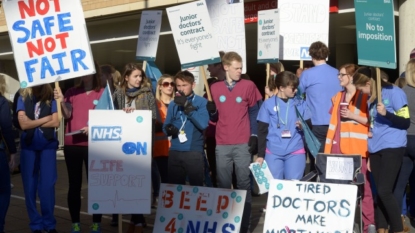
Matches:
[168,150,204,186]
[371,147,405,231]
[0,151,10,232]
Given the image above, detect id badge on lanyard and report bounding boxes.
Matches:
[276,98,292,138]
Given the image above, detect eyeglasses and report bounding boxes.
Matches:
[338,73,348,77]
[162,82,175,87]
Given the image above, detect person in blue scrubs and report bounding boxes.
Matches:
[0,74,17,233]
[256,71,308,180]
[353,67,410,233]
[17,84,60,233]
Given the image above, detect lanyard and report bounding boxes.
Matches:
[178,95,195,132]
[275,97,290,128]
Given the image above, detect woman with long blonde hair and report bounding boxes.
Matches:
[154,74,175,188]
[353,67,409,233]
[17,83,60,233]
[0,74,17,233]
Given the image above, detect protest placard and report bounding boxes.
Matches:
[154,184,246,233]
[3,0,95,88]
[249,161,274,194]
[264,180,357,233]
[278,0,329,61]
[88,110,152,214]
[354,0,396,69]
[206,0,247,73]
[257,9,280,64]
[136,10,162,61]
[167,0,221,69]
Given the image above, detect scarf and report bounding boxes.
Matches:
[113,86,156,119]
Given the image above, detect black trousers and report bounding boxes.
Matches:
[205,137,217,187]
[310,125,328,171]
[371,147,405,231]
[168,150,204,186]
[64,146,102,223]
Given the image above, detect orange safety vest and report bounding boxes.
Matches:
[324,90,369,158]
[153,100,170,157]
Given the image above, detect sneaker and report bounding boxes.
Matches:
[46,229,58,233]
[71,223,81,233]
[152,197,158,208]
[90,223,101,233]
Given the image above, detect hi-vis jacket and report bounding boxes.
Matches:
[154,100,170,157]
[324,90,369,158]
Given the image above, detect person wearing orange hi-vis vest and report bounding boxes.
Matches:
[153,75,174,198]
[324,64,374,233]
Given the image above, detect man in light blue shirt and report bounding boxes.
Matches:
[299,41,341,154]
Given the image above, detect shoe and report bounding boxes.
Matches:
[402,215,410,233]
[46,229,58,233]
[90,223,101,233]
[261,205,266,213]
[152,197,158,208]
[71,223,81,233]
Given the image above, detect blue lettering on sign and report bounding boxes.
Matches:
[300,47,311,59]
[185,220,233,233]
[91,126,122,141]
[122,142,147,155]
[222,223,235,233]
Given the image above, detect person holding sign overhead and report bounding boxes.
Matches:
[54,61,104,233]
[208,52,262,233]
[324,64,374,233]
[256,71,307,181]
[112,63,156,233]
[353,67,410,233]
[17,84,60,233]
[163,71,209,186]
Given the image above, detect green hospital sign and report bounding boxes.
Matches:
[354,0,396,69]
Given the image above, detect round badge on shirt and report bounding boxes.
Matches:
[93,100,99,105]
[236,97,242,103]
[219,95,226,103]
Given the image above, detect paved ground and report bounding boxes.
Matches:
[5,151,415,233]
[5,152,268,233]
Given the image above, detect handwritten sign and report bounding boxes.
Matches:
[278,0,330,61]
[206,0,247,73]
[154,184,246,233]
[264,180,357,233]
[136,10,162,61]
[326,157,354,181]
[3,0,95,88]
[249,161,274,194]
[167,0,221,69]
[88,110,152,214]
[257,9,280,64]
